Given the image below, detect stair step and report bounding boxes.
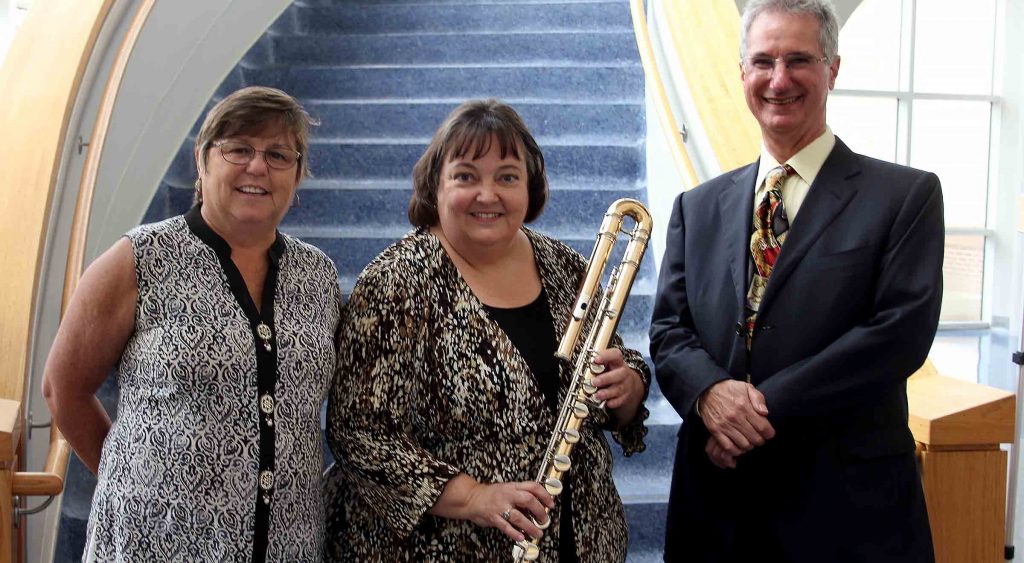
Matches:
[291,190,651,234]
[302,142,643,183]
[613,419,677,495]
[241,65,644,103]
[54,510,89,563]
[298,234,658,296]
[165,140,644,187]
[270,31,639,66]
[289,2,631,34]
[296,0,628,6]
[59,455,97,521]
[624,501,667,559]
[304,101,644,142]
[191,183,647,232]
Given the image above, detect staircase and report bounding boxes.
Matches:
[56,1,680,560]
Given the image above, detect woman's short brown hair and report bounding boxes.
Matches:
[409,99,548,227]
[194,86,318,200]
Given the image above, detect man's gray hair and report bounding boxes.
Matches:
[739,0,840,62]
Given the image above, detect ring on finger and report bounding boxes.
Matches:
[501,509,512,522]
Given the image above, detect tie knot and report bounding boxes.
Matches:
[765,164,793,191]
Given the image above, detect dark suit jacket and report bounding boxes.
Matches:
[650,139,942,563]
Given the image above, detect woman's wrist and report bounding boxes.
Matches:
[609,368,644,427]
[429,473,477,521]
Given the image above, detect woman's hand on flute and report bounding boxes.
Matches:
[429,474,554,542]
[591,348,645,425]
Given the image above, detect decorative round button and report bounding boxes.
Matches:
[259,470,274,490]
[260,394,274,414]
[256,323,272,340]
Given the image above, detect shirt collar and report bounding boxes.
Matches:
[755,126,836,190]
[184,204,286,266]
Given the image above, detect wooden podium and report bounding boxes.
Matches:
[908,363,1016,562]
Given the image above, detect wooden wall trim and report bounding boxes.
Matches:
[0,0,117,406]
[0,400,21,468]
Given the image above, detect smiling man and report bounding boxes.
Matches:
[649,0,943,561]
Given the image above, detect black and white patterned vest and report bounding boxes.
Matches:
[85,210,340,562]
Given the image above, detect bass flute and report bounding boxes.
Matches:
[512,198,652,561]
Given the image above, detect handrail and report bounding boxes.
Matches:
[628,0,700,188]
[11,427,70,498]
[37,0,157,498]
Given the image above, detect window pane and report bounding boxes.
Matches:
[909,100,990,229]
[835,0,902,91]
[914,0,996,95]
[827,96,897,162]
[940,235,984,322]
[929,334,979,383]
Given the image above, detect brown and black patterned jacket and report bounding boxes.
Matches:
[324,227,650,562]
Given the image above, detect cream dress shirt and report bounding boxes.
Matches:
[754,126,837,223]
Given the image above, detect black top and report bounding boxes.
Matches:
[483,289,578,563]
[483,290,560,410]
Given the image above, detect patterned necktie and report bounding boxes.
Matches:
[744,164,792,349]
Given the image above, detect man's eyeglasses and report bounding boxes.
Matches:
[212,141,301,170]
[742,53,829,75]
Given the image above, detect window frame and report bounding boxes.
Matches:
[829,0,1004,330]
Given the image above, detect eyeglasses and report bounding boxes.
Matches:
[212,141,301,170]
[742,53,829,75]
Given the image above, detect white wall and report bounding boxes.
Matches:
[0,0,30,65]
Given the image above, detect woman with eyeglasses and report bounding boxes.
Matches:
[42,86,341,562]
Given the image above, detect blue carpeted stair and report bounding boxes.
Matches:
[56,1,681,560]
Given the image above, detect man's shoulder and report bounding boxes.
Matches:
[834,140,938,185]
[687,162,757,199]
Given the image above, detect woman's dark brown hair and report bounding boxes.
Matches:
[408,99,548,227]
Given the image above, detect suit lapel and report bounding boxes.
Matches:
[719,163,758,315]
[758,139,861,317]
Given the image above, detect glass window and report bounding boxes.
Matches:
[929,333,980,382]
[835,0,902,91]
[913,0,996,95]
[940,235,985,322]
[826,96,898,162]
[823,0,1001,332]
[909,100,991,229]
